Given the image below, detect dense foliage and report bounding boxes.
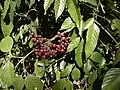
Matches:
[0,0,120,90]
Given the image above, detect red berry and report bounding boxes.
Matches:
[61,37,65,41]
[34,51,38,55]
[61,32,65,37]
[40,49,44,53]
[56,45,61,48]
[53,44,56,48]
[57,32,61,35]
[36,55,39,59]
[60,49,65,53]
[42,55,46,59]
[58,40,61,43]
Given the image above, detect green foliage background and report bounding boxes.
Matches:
[0,0,120,90]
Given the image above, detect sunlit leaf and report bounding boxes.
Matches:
[67,0,81,30]
[29,0,35,8]
[25,75,43,90]
[67,37,80,52]
[111,19,120,30]
[0,36,13,52]
[54,0,66,21]
[13,76,25,90]
[84,60,92,74]
[75,39,84,67]
[102,68,120,90]
[0,61,14,86]
[66,79,73,90]
[85,23,100,58]
[71,67,81,81]
[44,0,54,14]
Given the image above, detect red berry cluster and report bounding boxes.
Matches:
[30,32,70,59]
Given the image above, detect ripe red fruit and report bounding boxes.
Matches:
[56,45,61,48]
[61,37,66,41]
[60,32,65,37]
[57,32,61,35]
[42,55,46,59]
[58,40,61,43]
[53,44,56,48]
[36,55,39,59]
[60,49,65,53]
[40,49,44,53]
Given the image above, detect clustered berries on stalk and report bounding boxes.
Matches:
[30,31,70,59]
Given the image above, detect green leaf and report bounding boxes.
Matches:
[84,18,94,30]
[66,79,73,90]
[16,0,21,8]
[52,78,66,90]
[60,60,66,70]
[84,60,92,74]
[67,0,81,30]
[0,61,14,86]
[80,0,97,6]
[56,71,60,81]
[75,39,84,67]
[113,48,120,65]
[1,0,10,19]
[54,0,66,21]
[0,3,3,11]
[90,52,103,63]
[1,20,13,37]
[25,75,43,90]
[13,76,25,90]
[60,64,74,77]
[60,17,75,31]
[85,23,100,58]
[29,0,35,8]
[71,67,81,81]
[111,19,120,30]
[67,37,80,52]
[0,36,13,52]
[44,0,54,14]
[34,63,45,78]
[102,68,120,90]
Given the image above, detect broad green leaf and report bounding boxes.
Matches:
[71,67,81,81]
[0,3,3,11]
[80,0,97,6]
[75,39,84,67]
[60,60,66,70]
[90,52,103,63]
[25,75,43,90]
[102,68,120,90]
[44,0,54,14]
[16,0,21,8]
[113,48,120,66]
[67,0,81,30]
[9,0,17,21]
[0,61,14,86]
[84,60,92,74]
[13,76,25,90]
[2,0,10,19]
[1,20,13,37]
[52,78,66,90]
[66,79,73,90]
[0,36,13,52]
[70,29,77,40]
[111,19,120,30]
[85,23,100,58]
[56,71,60,81]
[60,17,75,31]
[60,64,74,77]
[34,63,45,78]
[84,18,94,30]
[29,0,35,8]
[29,40,34,48]
[67,37,80,52]
[54,0,66,21]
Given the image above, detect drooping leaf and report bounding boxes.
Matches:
[84,18,94,30]
[67,37,80,52]
[85,23,100,58]
[80,0,97,6]
[25,75,43,90]
[44,0,54,14]
[13,76,25,90]
[0,36,13,52]
[60,64,74,77]
[52,78,66,90]
[90,52,103,63]
[60,17,75,31]
[75,39,84,67]
[54,0,66,21]
[66,79,73,90]
[29,0,35,8]
[111,19,120,30]
[1,0,10,19]
[0,61,14,86]
[71,67,81,81]
[102,68,120,90]
[84,60,92,74]
[1,20,13,37]
[67,0,81,30]
[113,48,120,66]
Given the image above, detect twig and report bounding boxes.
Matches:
[95,20,119,46]
[15,49,34,71]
